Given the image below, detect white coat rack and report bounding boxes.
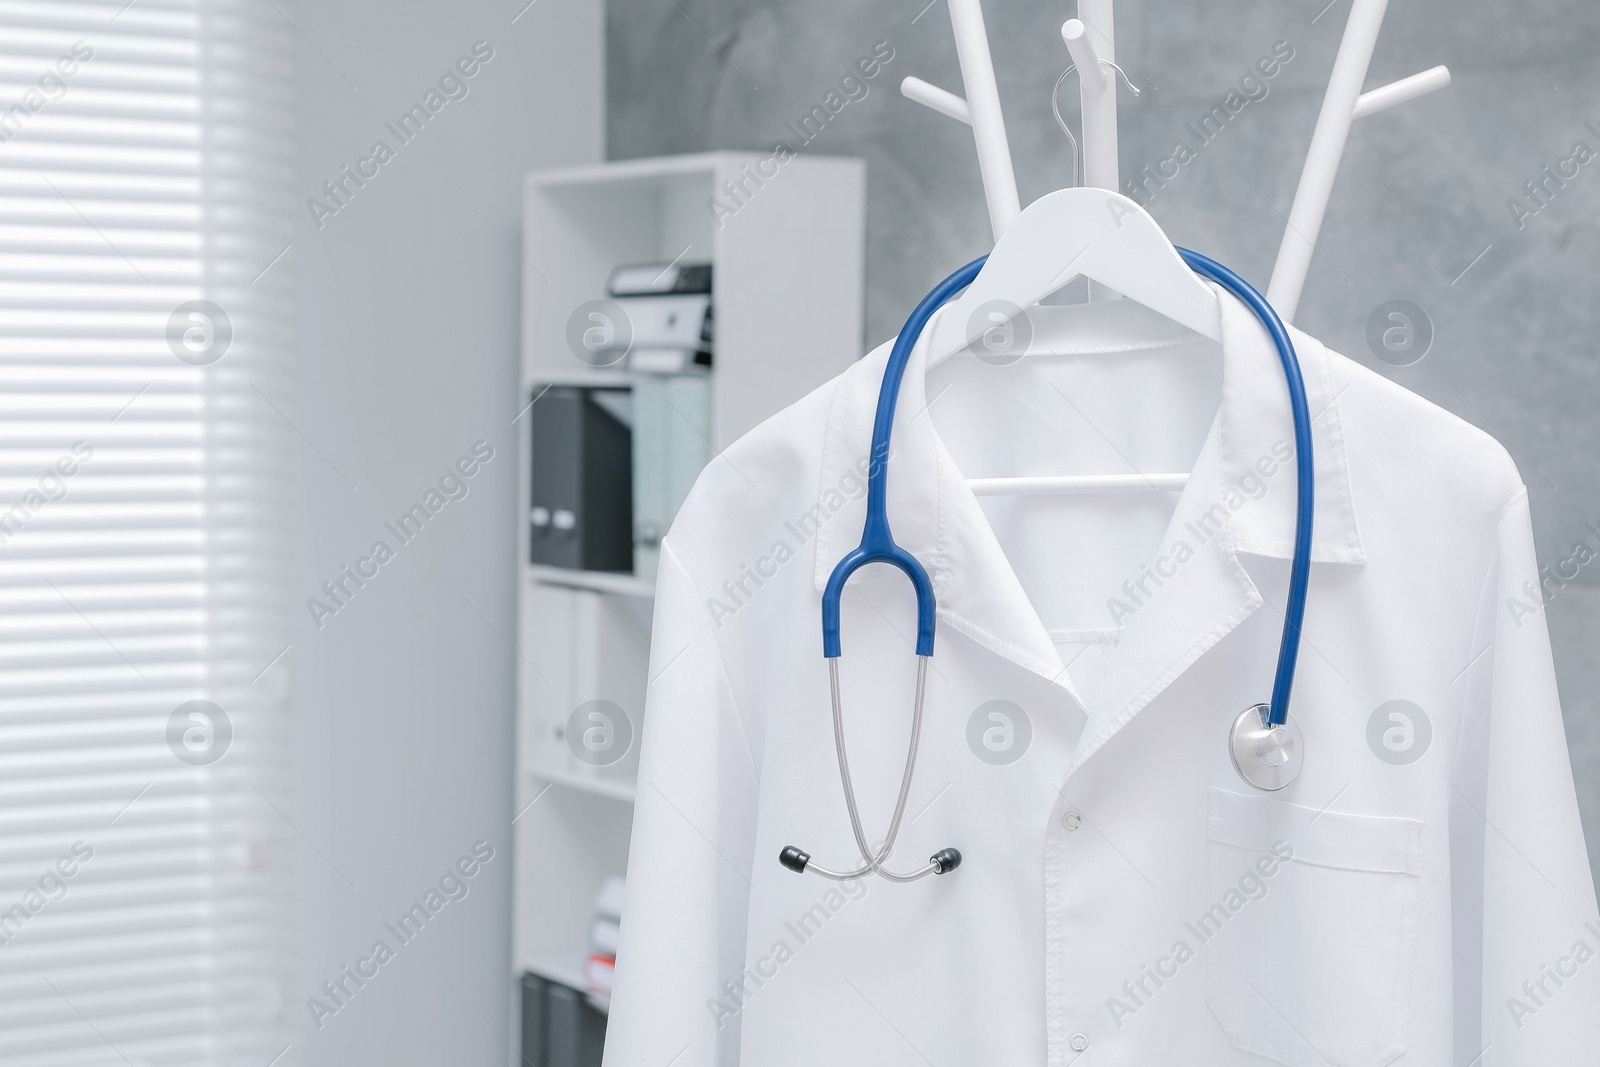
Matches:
[900,0,1450,325]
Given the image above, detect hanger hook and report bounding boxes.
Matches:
[1050,69,1083,189]
[1051,60,1142,189]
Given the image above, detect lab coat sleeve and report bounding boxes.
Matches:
[603,540,759,1067]
[1462,487,1600,1061]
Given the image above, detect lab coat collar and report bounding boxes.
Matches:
[811,285,1364,749]
[1214,287,1365,566]
[813,301,1085,703]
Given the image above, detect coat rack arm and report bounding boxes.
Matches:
[1061,19,1107,90]
[900,76,973,126]
[946,0,1020,240]
[1070,2,1121,195]
[1352,65,1450,120]
[1266,0,1390,325]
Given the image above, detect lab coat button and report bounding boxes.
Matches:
[1061,811,1082,831]
[1070,1033,1089,1051]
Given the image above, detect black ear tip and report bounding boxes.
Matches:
[779,846,810,873]
[931,848,962,874]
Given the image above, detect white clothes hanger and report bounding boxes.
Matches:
[926,186,1218,496]
[897,1,1449,496]
[925,186,1223,368]
[899,8,1216,495]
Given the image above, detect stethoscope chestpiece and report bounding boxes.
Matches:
[1229,703,1303,791]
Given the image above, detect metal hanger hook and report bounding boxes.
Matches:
[1063,58,1142,98]
[1052,60,1142,188]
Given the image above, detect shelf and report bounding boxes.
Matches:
[529,564,655,600]
[515,153,864,1024]
[522,151,864,449]
[522,960,611,1016]
[522,957,589,992]
[528,152,728,189]
[532,765,637,803]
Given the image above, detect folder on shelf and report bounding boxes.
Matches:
[529,385,634,573]
[632,376,710,581]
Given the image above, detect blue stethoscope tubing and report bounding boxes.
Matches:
[784,249,1314,881]
[824,250,1313,726]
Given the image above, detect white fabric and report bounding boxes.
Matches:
[604,290,1599,1067]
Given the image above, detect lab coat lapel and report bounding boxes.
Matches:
[813,314,1087,708]
[811,289,1362,751]
[1067,418,1260,773]
[1067,289,1365,775]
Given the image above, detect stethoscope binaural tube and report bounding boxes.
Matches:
[780,249,1316,882]
[778,657,961,881]
[781,257,984,883]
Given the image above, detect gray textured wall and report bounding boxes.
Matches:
[607,0,1600,883]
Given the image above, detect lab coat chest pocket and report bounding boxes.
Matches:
[1204,788,1423,1067]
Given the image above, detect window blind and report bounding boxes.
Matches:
[0,1,294,1064]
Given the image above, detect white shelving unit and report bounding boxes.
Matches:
[514,152,865,997]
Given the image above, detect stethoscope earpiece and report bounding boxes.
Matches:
[783,657,962,882]
[779,844,963,877]
[778,845,810,873]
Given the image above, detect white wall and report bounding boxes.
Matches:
[290,1,601,1062]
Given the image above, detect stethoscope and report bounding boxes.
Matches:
[778,249,1315,883]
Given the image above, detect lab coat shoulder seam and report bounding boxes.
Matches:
[1496,483,1531,524]
[1475,482,1529,662]
[1330,342,1523,513]
[812,363,858,591]
[932,429,952,602]
[1448,503,1508,774]
[660,539,762,781]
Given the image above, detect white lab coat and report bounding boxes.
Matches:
[603,290,1599,1066]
